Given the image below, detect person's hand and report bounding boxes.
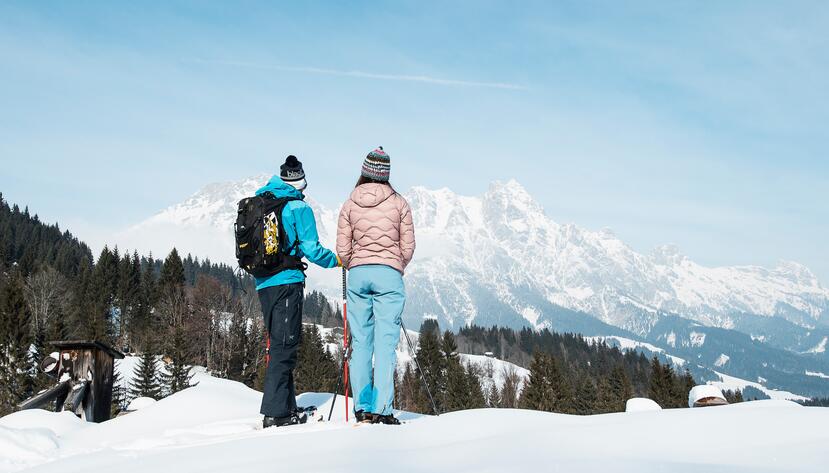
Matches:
[336,254,343,267]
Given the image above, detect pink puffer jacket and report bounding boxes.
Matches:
[336,183,415,274]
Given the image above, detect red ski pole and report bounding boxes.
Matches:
[342,267,350,422]
[343,266,351,422]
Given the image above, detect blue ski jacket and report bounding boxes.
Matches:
[253,176,339,290]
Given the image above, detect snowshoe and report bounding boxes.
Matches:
[263,410,308,429]
[370,414,401,425]
[354,410,373,423]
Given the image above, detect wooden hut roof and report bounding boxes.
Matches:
[50,340,125,359]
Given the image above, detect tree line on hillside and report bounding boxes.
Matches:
[0,195,278,415]
[454,324,699,409]
[289,317,706,416]
[2,194,714,419]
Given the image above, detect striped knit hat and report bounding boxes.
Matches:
[361,147,390,182]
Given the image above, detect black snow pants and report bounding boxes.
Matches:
[257,282,304,418]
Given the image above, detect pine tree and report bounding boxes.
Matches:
[295,325,337,393]
[486,381,501,408]
[158,248,186,294]
[116,251,141,350]
[156,248,192,395]
[679,369,696,406]
[0,270,35,415]
[573,374,598,415]
[723,389,744,404]
[130,350,162,400]
[132,258,157,352]
[595,376,614,413]
[111,361,127,417]
[415,321,445,413]
[464,364,486,409]
[607,363,633,412]
[661,361,682,408]
[161,326,193,395]
[648,357,668,407]
[442,331,467,411]
[69,259,94,339]
[519,353,571,412]
[89,246,119,343]
[444,355,468,411]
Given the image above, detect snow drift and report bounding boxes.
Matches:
[2,374,827,473]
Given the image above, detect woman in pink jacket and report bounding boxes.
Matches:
[336,147,415,425]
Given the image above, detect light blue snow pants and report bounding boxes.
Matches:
[347,264,405,416]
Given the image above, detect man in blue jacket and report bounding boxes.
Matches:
[256,155,340,428]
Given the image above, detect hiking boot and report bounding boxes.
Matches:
[263,411,308,429]
[354,410,374,423]
[370,413,401,425]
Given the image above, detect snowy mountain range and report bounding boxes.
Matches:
[115,176,829,337]
[110,175,829,397]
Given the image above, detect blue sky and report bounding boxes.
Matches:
[1,1,827,281]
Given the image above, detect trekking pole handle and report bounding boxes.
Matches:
[342,266,347,301]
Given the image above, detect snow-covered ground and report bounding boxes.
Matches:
[711,371,809,401]
[3,375,828,473]
[585,335,687,366]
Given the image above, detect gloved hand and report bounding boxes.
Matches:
[336,254,343,267]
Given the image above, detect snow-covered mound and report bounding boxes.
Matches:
[113,176,829,336]
[625,397,662,412]
[0,410,87,472]
[125,397,156,412]
[2,373,828,473]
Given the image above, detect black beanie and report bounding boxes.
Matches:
[280,155,305,182]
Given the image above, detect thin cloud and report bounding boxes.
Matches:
[190,59,527,90]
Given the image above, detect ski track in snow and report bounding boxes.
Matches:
[2,375,828,473]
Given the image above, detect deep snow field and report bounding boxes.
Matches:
[1,372,827,473]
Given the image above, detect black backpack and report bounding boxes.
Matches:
[234,192,307,278]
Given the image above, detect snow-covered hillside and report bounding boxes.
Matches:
[2,376,827,473]
[114,176,828,336]
[584,335,814,401]
[585,335,688,366]
[710,371,809,402]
